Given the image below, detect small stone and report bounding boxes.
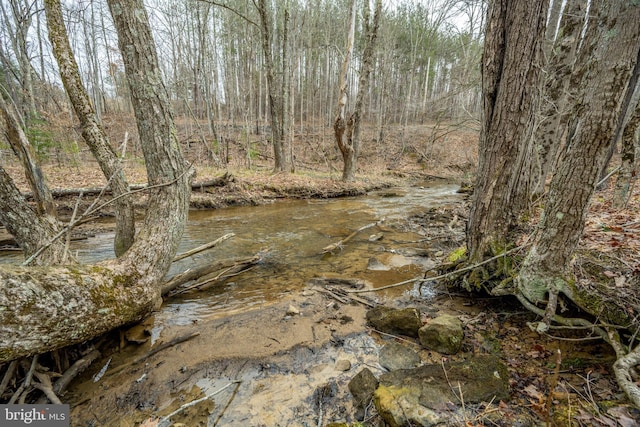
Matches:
[286,304,300,316]
[335,359,351,371]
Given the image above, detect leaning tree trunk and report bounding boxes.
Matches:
[0,96,57,218]
[44,0,135,257]
[0,0,193,363]
[467,0,549,263]
[0,166,73,266]
[516,1,640,309]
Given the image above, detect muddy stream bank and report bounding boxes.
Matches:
[62,183,468,426]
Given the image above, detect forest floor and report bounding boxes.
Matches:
[2,120,640,426]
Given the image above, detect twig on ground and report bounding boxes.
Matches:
[348,243,530,294]
[158,380,241,427]
[321,219,384,254]
[212,380,241,426]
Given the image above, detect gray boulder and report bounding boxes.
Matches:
[379,342,421,371]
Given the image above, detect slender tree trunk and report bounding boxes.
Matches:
[257,0,288,172]
[467,0,549,262]
[0,96,56,218]
[44,0,135,257]
[334,0,356,180]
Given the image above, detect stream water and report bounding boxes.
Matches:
[2,183,467,425]
[1,183,462,326]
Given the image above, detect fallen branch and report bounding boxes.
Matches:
[346,244,530,294]
[0,360,18,398]
[173,233,234,262]
[52,348,101,396]
[162,255,260,295]
[9,356,38,404]
[321,219,384,254]
[109,332,200,377]
[33,371,62,404]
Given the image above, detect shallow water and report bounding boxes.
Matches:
[1,183,461,325]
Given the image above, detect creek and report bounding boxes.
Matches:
[1,182,462,325]
[1,183,466,426]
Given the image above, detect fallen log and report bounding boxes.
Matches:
[21,173,235,200]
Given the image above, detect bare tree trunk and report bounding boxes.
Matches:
[0,165,71,266]
[0,0,193,362]
[467,0,549,262]
[531,0,586,196]
[257,0,288,172]
[333,0,356,180]
[334,0,380,182]
[44,0,135,257]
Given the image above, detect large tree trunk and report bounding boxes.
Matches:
[44,0,135,257]
[0,0,193,363]
[531,0,587,196]
[516,2,640,307]
[467,0,549,262]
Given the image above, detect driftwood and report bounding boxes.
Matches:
[308,277,375,308]
[162,255,261,295]
[321,219,384,254]
[173,233,234,263]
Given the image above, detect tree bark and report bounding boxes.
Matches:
[257,0,288,172]
[0,166,72,266]
[44,0,135,257]
[613,100,640,208]
[467,0,549,262]
[0,0,193,362]
[531,0,586,196]
[517,1,640,305]
[334,0,380,182]
[0,96,57,218]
